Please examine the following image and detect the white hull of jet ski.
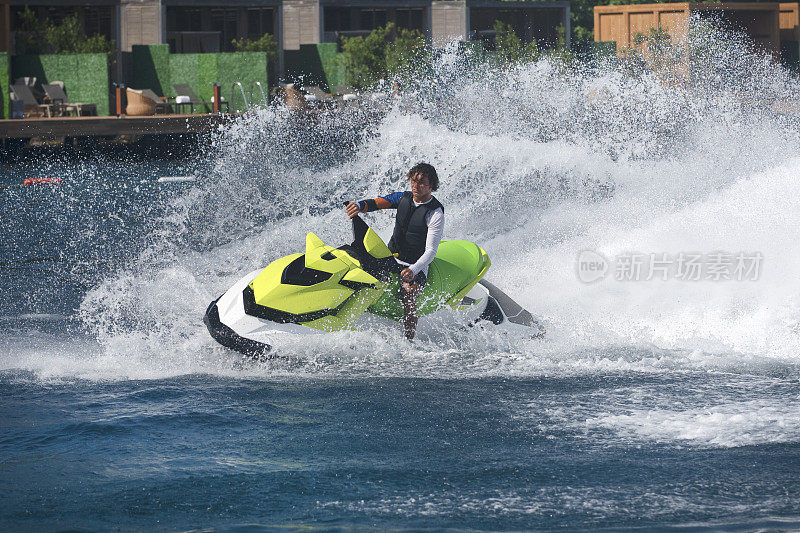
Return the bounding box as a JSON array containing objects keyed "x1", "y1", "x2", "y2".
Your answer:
[{"x1": 204, "y1": 271, "x2": 544, "y2": 359}]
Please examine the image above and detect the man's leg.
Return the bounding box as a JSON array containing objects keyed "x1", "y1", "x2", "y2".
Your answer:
[
  {"x1": 400, "y1": 272, "x2": 425, "y2": 340},
  {"x1": 400, "y1": 281, "x2": 420, "y2": 340}
]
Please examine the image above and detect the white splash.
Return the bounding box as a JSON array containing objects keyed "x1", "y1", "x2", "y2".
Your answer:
[
  {"x1": 587, "y1": 399, "x2": 800, "y2": 448},
  {"x1": 25, "y1": 22, "x2": 800, "y2": 382}
]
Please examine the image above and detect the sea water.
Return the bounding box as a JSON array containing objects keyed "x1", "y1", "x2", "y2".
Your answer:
[{"x1": 3, "y1": 25, "x2": 800, "y2": 531}]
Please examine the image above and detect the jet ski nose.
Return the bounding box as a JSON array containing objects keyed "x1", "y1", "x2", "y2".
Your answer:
[{"x1": 204, "y1": 298, "x2": 273, "y2": 358}]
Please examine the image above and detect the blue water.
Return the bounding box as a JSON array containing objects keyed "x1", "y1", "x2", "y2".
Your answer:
[
  {"x1": 4, "y1": 374, "x2": 800, "y2": 531},
  {"x1": 4, "y1": 34, "x2": 800, "y2": 530}
]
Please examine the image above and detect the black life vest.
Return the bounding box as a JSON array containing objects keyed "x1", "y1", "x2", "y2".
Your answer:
[{"x1": 387, "y1": 192, "x2": 444, "y2": 264}]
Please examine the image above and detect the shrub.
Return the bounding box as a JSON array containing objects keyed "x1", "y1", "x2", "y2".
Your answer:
[
  {"x1": 386, "y1": 27, "x2": 429, "y2": 82},
  {"x1": 624, "y1": 26, "x2": 682, "y2": 82},
  {"x1": 492, "y1": 20, "x2": 539, "y2": 66},
  {"x1": 544, "y1": 24, "x2": 579, "y2": 69},
  {"x1": 231, "y1": 32, "x2": 278, "y2": 60},
  {"x1": 339, "y1": 23, "x2": 429, "y2": 90},
  {"x1": 340, "y1": 24, "x2": 392, "y2": 90},
  {"x1": 15, "y1": 7, "x2": 116, "y2": 60}
]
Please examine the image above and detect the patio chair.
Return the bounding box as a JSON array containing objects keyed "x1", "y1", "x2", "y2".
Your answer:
[
  {"x1": 11, "y1": 84, "x2": 57, "y2": 118},
  {"x1": 173, "y1": 84, "x2": 214, "y2": 113},
  {"x1": 42, "y1": 84, "x2": 98, "y2": 116},
  {"x1": 125, "y1": 88, "x2": 156, "y2": 116},
  {"x1": 141, "y1": 89, "x2": 173, "y2": 114}
]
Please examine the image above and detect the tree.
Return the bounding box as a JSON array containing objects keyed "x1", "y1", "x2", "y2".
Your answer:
[
  {"x1": 492, "y1": 20, "x2": 538, "y2": 66},
  {"x1": 338, "y1": 23, "x2": 431, "y2": 90},
  {"x1": 385, "y1": 26, "x2": 429, "y2": 82},
  {"x1": 231, "y1": 32, "x2": 278, "y2": 60},
  {"x1": 340, "y1": 24, "x2": 393, "y2": 90},
  {"x1": 15, "y1": 7, "x2": 116, "y2": 60},
  {"x1": 15, "y1": 7, "x2": 45, "y2": 54}
]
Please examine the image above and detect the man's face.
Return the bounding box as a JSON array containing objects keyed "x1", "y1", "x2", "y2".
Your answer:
[{"x1": 409, "y1": 173, "x2": 432, "y2": 200}]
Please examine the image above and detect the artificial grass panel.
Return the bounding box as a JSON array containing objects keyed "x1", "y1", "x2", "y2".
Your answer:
[
  {"x1": 285, "y1": 44, "x2": 343, "y2": 92},
  {"x1": 217, "y1": 52, "x2": 268, "y2": 111},
  {"x1": 131, "y1": 44, "x2": 170, "y2": 96},
  {"x1": 0, "y1": 53, "x2": 8, "y2": 119},
  {"x1": 12, "y1": 53, "x2": 109, "y2": 115}
]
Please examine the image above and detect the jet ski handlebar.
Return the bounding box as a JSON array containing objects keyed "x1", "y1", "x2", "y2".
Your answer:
[{"x1": 343, "y1": 201, "x2": 402, "y2": 280}]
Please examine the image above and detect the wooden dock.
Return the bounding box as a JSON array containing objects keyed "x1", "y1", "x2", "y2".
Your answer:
[{"x1": 0, "y1": 114, "x2": 236, "y2": 139}]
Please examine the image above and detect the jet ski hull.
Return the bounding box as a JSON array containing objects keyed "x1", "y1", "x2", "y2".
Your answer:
[
  {"x1": 204, "y1": 297, "x2": 271, "y2": 358},
  {"x1": 204, "y1": 271, "x2": 544, "y2": 359},
  {"x1": 203, "y1": 216, "x2": 543, "y2": 358}
]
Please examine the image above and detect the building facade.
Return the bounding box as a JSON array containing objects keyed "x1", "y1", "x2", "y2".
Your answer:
[
  {"x1": 2, "y1": 0, "x2": 570, "y2": 75},
  {"x1": 594, "y1": 2, "x2": 784, "y2": 55},
  {"x1": 280, "y1": 0, "x2": 569, "y2": 51}
]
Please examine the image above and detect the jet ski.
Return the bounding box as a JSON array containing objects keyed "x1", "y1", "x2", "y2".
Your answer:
[{"x1": 204, "y1": 214, "x2": 544, "y2": 358}]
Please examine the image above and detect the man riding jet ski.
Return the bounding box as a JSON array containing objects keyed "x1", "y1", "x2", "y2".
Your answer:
[
  {"x1": 203, "y1": 212, "x2": 544, "y2": 359},
  {"x1": 346, "y1": 163, "x2": 444, "y2": 340}
]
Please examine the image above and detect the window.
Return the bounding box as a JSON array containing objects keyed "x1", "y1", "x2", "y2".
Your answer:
[
  {"x1": 324, "y1": 6, "x2": 352, "y2": 32},
  {"x1": 246, "y1": 8, "x2": 275, "y2": 40},
  {"x1": 359, "y1": 9, "x2": 387, "y2": 31},
  {"x1": 167, "y1": 7, "x2": 202, "y2": 32},
  {"x1": 83, "y1": 7, "x2": 113, "y2": 39},
  {"x1": 210, "y1": 8, "x2": 238, "y2": 51},
  {"x1": 396, "y1": 8, "x2": 423, "y2": 31},
  {"x1": 12, "y1": 5, "x2": 115, "y2": 41}
]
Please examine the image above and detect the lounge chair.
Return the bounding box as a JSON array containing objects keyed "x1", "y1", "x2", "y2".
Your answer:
[
  {"x1": 125, "y1": 88, "x2": 156, "y2": 116},
  {"x1": 172, "y1": 84, "x2": 219, "y2": 113},
  {"x1": 14, "y1": 77, "x2": 42, "y2": 97},
  {"x1": 302, "y1": 85, "x2": 334, "y2": 102},
  {"x1": 332, "y1": 85, "x2": 359, "y2": 109},
  {"x1": 332, "y1": 85, "x2": 357, "y2": 96},
  {"x1": 11, "y1": 84, "x2": 57, "y2": 118},
  {"x1": 42, "y1": 84, "x2": 98, "y2": 116},
  {"x1": 140, "y1": 89, "x2": 172, "y2": 114},
  {"x1": 14, "y1": 77, "x2": 44, "y2": 101}
]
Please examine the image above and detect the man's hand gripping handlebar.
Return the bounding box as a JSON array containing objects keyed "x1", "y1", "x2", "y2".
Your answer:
[{"x1": 345, "y1": 202, "x2": 363, "y2": 219}]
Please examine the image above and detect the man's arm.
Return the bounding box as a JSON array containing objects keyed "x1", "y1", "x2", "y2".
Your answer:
[
  {"x1": 347, "y1": 191, "x2": 406, "y2": 218},
  {"x1": 408, "y1": 208, "x2": 444, "y2": 276}
]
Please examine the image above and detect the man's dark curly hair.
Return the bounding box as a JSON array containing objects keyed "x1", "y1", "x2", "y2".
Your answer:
[{"x1": 407, "y1": 163, "x2": 439, "y2": 191}]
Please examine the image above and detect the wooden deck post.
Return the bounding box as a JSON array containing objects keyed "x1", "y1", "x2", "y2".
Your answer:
[
  {"x1": 115, "y1": 84, "x2": 126, "y2": 116},
  {"x1": 212, "y1": 83, "x2": 221, "y2": 113}
]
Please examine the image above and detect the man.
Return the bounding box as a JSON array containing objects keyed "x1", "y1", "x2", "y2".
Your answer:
[{"x1": 346, "y1": 163, "x2": 444, "y2": 340}]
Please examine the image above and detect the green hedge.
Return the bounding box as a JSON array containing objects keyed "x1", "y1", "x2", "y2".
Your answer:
[
  {"x1": 315, "y1": 43, "x2": 345, "y2": 90},
  {"x1": 131, "y1": 44, "x2": 170, "y2": 96},
  {"x1": 12, "y1": 53, "x2": 109, "y2": 115},
  {"x1": 169, "y1": 53, "x2": 217, "y2": 105},
  {"x1": 285, "y1": 43, "x2": 344, "y2": 92},
  {"x1": 129, "y1": 46, "x2": 268, "y2": 112},
  {"x1": 0, "y1": 53, "x2": 8, "y2": 119},
  {"x1": 217, "y1": 52, "x2": 269, "y2": 109}
]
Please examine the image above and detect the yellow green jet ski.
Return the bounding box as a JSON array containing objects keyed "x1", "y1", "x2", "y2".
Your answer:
[{"x1": 204, "y1": 214, "x2": 543, "y2": 358}]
